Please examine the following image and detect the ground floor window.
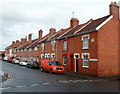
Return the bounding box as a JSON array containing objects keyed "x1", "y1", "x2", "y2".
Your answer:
[
  {"x1": 82, "y1": 53, "x2": 90, "y2": 68},
  {"x1": 51, "y1": 53, "x2": 55, "y2": 60},
  {"x1": 63, "y1": 55, "x2": 67, "y2": 65}
]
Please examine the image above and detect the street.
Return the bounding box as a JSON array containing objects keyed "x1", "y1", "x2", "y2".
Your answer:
[{"x1": 0, "y1": 60, "x2": 119, "y2": 92}]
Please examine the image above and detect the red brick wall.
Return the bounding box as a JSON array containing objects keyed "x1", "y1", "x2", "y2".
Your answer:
[
  {"x1": 98, "y1": 17, "x2": 119, "y2": 76},
  {"x1": 57, "y1": 32, "x2": 98, "y2": 76},
  {"x1": 118, "y1": 19, "x2": 120, "y2": 75}
]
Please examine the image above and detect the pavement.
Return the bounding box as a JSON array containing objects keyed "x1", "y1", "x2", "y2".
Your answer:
[{"x1": 64, "y1": 71, "x2": 120, "y2": 81}]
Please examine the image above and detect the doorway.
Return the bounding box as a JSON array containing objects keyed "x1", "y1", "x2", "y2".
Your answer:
[{"x1": 70, "y1": 54, "x2": 74, "y2": 72}]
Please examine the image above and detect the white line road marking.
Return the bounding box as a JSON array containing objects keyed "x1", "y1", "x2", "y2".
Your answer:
[
  {"x1": 43, "y1": 83, "x2": 50, "y2": 85},
  {"x1": 30, "y1": 84, "x2": 39, "y2": 86},
  {"x1": 0, "y1": 87, "x2": 11, "y2": 90},
  {"x1": 16, "y1": 85, "x2": 26, "y2": 88}
]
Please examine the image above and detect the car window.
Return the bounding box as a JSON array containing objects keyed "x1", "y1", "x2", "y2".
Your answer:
[
  {"x1": 51, "y1": 61, "x2": 62, "y2": 65},
  {"x1": 33, "y1": 61, "x2": 38, "y2": 64},
  {"x1": 16, "y1": 58, "x2": 20, "y2": 60}
]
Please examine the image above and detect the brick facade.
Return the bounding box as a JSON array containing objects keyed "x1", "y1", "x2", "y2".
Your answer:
[{"x1": 5, "y1": 2, "x2": 120, "y2": 77}]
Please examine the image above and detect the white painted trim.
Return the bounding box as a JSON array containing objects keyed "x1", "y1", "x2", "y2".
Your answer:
[
  {"x1": 74, "y1": 21, "x2": 92, "y2": 34},
  {"x1": 81, "y1": 53, "x2": 90, "y2": 59},
  {"x1": 51, "y1": 53, "x2": 55, "y2": 57},
  {"x1": 74, "y1": 53, "x2": 80, "y2": 59},
  {"x1": 81, "y1": 34, "x2": 90, "y2": 40},
  {"x1": 96, "y1": 15, "x2": 113, "y2": 30},
  {"x1": 89, "y1": 59, "x2": 98, "y2": 61},
  {"x1": 82, "y1": 66, "x2": 89, "y2": 68},
  {"x1": 58, "y1": 26, "x2": 77, "y2": 38}
]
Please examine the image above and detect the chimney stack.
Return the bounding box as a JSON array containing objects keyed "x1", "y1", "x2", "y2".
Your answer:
[
  {"x1": 28, "y1": 34, "x2": 32, "y2": 42},
  {"x1": 70, "y1": 18, "x2": 79, "y2": 28},
  {"x1": 12, "y1": 41, "x2": 15, "y2": 44},
  {"x1": 49, "y1": 28, "x2": 56, "y2": 34},
  {"x1": 16, "y1": 40, "x2": 19, "y2": 43},
  {"x1": 109, "y1": 2, "x2": 119, "y2": 19},
  {"x1": 21, "y1": 38, "x2": 27, "y2": 43},
  {"x1": 38, "y1": 29, "x2": 43, "y2": 40}
]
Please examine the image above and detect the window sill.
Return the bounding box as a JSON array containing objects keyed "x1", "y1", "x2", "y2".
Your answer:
[
  {"x1": 82, "y1": 66, "x2": 89, "y2": 68},
  {"x1": 82, "y1": 47, "x2": 89, "y2": 50}
]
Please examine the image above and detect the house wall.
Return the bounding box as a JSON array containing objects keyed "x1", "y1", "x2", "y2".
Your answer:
[
  {"x1": 57, "y1": 32, "x2": 98, "y2": 76},
  {"x1": 97, "y1": 17, "x2": 119, "y2": 77}
]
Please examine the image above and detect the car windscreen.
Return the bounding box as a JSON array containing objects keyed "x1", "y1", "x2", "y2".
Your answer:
[
  {"x1": 51, "y1": 61, "x2": 62, "y2": 66},
  {"x1": 33, "y1": 61, "x2": 38, "y2": 64},
  {"x1": 16, "y1": 58, "x2": 20, "y2": 60}
]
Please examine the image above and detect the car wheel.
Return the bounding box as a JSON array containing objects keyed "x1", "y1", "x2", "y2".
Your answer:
[
  {"x1": 49, "y1": 69, "x2": 53, "y2": 74},
  {"x1": 40, "y1": 67, "x2": 44, "y2": 72},
  {"x1": 30, "y1": 66, "x2": 32, "y2": 69}
]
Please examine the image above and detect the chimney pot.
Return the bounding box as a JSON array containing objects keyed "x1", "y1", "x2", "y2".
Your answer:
[
  {"x1": 38, "y1": 29, "x2": 43, "y2": 40},
  {"x1": 28, "y1": 34, "x2": 32, "y2": 42},
  {"x1": 70, "y1": 18, "x2": 79, "y2": 27},
  {"x1": 49, "y1": 28, "x2": 56, "y2": 34}
]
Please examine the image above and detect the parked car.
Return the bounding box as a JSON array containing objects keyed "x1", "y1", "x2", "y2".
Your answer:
[
  {"x1": 3, "y1": 57, "x2": 8, "y2": 61},
  {"x1": 26, "y1": 61, "x2": 39, "y2": 69},
  {"x1": 8, "y1": 57, "x2": 15, "y2": 63},
  {"x1": 19, "y1": 60, "x2": 29, "y2": 66},
  {"x1": 40, "y1": 60, "x2": 65, "y2": 74},
  {"x1": 12, "y1": 58, "x2": 20, "y2": 64}
]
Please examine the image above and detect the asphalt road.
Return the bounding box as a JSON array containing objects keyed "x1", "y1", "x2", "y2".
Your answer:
[{"x1": 0, "y1": 60, "x2": 119, "y2": 92}]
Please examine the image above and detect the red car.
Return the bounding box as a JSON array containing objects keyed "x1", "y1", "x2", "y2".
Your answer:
[
  {"x1": 40, "y1": 60, "x2": 65, "y2": 74},
  {"x1": 8, "y1": 57, "x2": 15, "y2": 63}
]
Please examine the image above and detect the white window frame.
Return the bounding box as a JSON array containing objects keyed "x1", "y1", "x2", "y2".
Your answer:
[
  {"x1": 51, "y1": 41, "x2": 56, "y2": 51},
  {"x1": 82, "y1": 53, "x2": 90, "y2": 68},
  {"x1": 82, "y1": 34, "x2": 90, "y2": 49},
  {"x1": 29, "y1": 48, "x2": 32, "y2": 52},
  {"x1": 41, "y1": 43, "x2": 45, "y2": 52},
  {"x1": 34, "y1": 47, "x2": 38, "y2": 51},
  {"x1": 63, "y1": 55, "x2": 67, "y2": 65},
  {"x1": 51, "y1": 53, "x2": 55, "y2": 60},
  {"x1": 41, "y1": 54, "x2": 44, "y2": 59},
  {"x1": 24, "y1": 48, "x2": 27, "y2": 51},
  {"x1": 63, "y1": 40, "x2": 67, "y2": 51}
]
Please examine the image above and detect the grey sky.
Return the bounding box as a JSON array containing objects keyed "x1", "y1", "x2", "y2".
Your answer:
[{"x1": 1, "y1": 0, "x2": 120, "y2": 51}]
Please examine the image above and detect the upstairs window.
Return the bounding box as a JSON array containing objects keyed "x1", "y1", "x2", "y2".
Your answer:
[
  {"x1": 34, "y1": 47, "x2": 38, "y2": 51},
  {"x1": 82, "y1": 35, "x2": 89, "y2": 49},
  {"x1": 24, "y1": 48, "x2": 27, "y2": 51},
  {"x1": 29, "y1": 48, "x2": 32, "y2": 52},
  {"x1": 51, "y1": 41, "x2": 56, "y2": 51},
  {"x1": 63, "y1": 40, "x2": 67, "y2": 51},
  {"x1": 41, "y1": 43, "x2": 45, "y2": 52}
]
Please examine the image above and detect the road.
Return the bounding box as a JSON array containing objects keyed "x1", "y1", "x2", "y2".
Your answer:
[{"x1": 0, "y1": 60, "x2": 119, "y2": 92}]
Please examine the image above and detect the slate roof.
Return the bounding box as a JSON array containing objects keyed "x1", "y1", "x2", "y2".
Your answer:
[
  {"x1": 75, "y1": 15, "x2": 110, "y2": 35},
  {"x1": 58, "y1": 15, "x2": 111, "y2": 39}
]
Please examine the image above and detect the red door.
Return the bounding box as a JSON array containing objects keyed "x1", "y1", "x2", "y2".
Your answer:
[{"x1": 70, "y1": 54, "x2": 74, "y2": 72}]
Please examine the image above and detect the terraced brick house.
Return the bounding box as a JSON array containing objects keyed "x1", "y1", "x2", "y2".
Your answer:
[{"x1": 5, "y1": 2, "x2": 120, "y2": 77}]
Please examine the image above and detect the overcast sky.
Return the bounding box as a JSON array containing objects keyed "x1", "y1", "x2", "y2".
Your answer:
[{"x1": 0, "y1": 0, "x2": 120, "y2": 51}]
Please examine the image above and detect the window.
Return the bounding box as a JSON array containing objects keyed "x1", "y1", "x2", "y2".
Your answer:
[
  {"x1": 82, "y1": 35, "x2": 89, "y2": 49},
  {"x1": 63, "y1": 55, "x2": 67, "y2": 65},
  {"x1": 34, "y1": 47, "x2": 38, "y2": 51},
  {"x1": 29, "y1": 48, "x2": 32, "y2": 51},
  {"x1": 41, "y1": 54, "x2": 44, "y2": 60},
  {"x1": 63, "y1": 41, "x2": 67, "y2": 50},
  {"x1": 51, "y1": 41, "x2": 56, "y2": 51},
  {"x1": 41, "y1": 43, "x2": 45, "y2": 52},
  {"x1": 82, "y1": 53, "x2": 90, "y2": 68},
  {"x1": 24, "y1": 48, "x2": 27, "y2": 51},
  {"x1": 51, "y1": 53, "x2": 55, "y2": 60}
]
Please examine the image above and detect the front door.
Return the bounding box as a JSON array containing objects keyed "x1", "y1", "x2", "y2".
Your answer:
[
  {"x1": 75, "y1": 58, "x2": 79, "y2": 73},
  {"x1": 70, "y1": 55, "x2": 74, "y2": 72}
]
